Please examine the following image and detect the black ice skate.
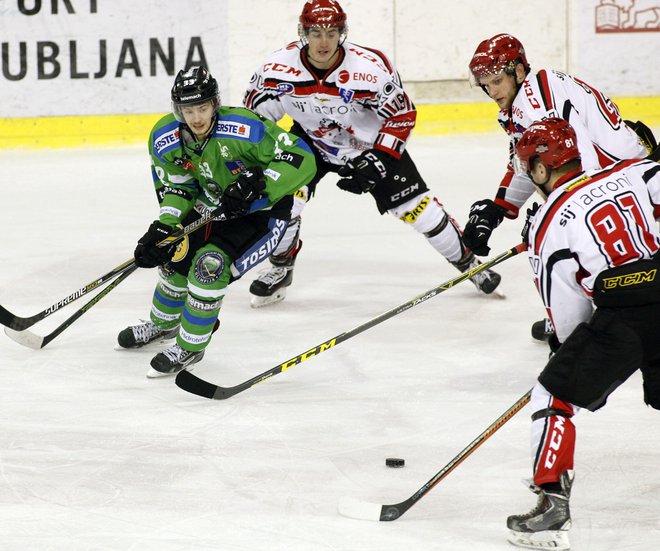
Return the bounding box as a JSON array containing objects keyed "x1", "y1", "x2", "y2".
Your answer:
[
  {"x1": 531, "y1": 318, "x2": 555, "y2": 342},
  {"x1": 507, "y1": 470, "x2": 574, "y2": 551},
  {"x1": 147, "y1": 343, "x2": 205, "y2": 378},
  {"x1": 249, "y1": 239, "x2": 302, "y2": 308},
  {"x1": 452, "y1": 252, "x2": 503, "y2": 296},
  {"x1": 117, "y1": 320, "x2": 178, "y2": 349}
]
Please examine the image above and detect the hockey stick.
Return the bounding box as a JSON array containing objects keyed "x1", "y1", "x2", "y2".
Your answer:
[
  {"x1": 0, "y1": 198, "x2": 269, "y2": 332},
  {"x1": 176, "y1": 242, "x2": 527, "y2": 400},
  {"x1": 4, "y1": 264, "x2": 139, "y2": 349},
  {"x1": 337, "y1": 387, "x2": 533, "y2": 521}
]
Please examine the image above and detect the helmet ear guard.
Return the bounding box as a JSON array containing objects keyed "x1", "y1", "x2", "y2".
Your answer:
[{"x1": 171, "y1": 66, "x2": 220, "y2": 122}]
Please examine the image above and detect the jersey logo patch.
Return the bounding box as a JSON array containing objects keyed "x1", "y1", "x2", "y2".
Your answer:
[
  {"x1": 339, "y1": 88, "x2": 354, "y2": 103},
  {"x1": 274, "y1": 151, "x2": 304, "y2": 169},
  {"x1": 216, "y1": 121, "x2": 251, "y2": 139},
  {"x1": 225, "y1": 160, "x2": 246, "y2": 175},
  {"x1": 154, "y1": 127, "x2": 180, "y2": 156},
  {"x1": 277, "y1": 82, "x2": 295, "y2": 95}
]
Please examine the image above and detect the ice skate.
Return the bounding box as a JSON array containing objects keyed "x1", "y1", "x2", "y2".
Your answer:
[
  {"x1": 452, "y1": 252, "x2": 503, "y2": 296},
  {"x1": 249, "y1": 266, "x2": 294, "y2": 308},
  {"x1": 147, "y1": 343, "x2": 205, "y2": 378},
  {"x1": 249, "y1": 238, "x2": 302, "y2": 308},
  {"x1": 531, "y1": 318, "x2": 555, "y2": 342},
  {"x1": 117, "y1": 320, "x2": 178, "y2": 349},
  {"x1": 507, "y1": 471, "x2": 573, "y2": 551}
]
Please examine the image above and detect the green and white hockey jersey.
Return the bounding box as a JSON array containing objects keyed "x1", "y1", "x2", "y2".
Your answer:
[{"x1": 149, "y1": 106, "x2": 316, "y2": 227}]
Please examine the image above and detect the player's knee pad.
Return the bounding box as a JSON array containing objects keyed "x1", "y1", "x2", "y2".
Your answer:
[
  {"x1": 388, "y1": 193, "x2": 447, "y2": 235},
  {"x1": 187, "y1": 245, "x2": 232, "y2": 299}
]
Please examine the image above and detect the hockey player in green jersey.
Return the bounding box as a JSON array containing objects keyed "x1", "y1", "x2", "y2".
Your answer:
[{"x1": 117, "y1": 66, "x2": 316, "y2": 377}]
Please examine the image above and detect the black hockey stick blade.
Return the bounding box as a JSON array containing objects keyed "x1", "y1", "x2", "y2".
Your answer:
[
  {"x1": 4, "y1": 264, "x2": 139, "y2": 349},
  {"x1": 0, "y1": 258, "x2": 136, "y2": 331},
  {"x1": 176, "y1": 243, "x2": 526, "y2": 400},
  {"x1": 0, "y1": 198, "x2": 268, "y2": 332},
  {"x1": 337, "y1": 388, "x2": 533, "y2": 521}
]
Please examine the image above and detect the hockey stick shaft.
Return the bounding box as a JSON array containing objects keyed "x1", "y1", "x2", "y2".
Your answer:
[
  {"x1": 337, "y1": 387, "x2": 533, "y2": 521},
  {"x1": 0, "y1": 257, "x2": 135, "y2": 331},
  {"x1": 4, "y1": 264, "x2": 139, "y2": 349},
  {"x1": 0, "y1": 198, "x2": 268, "y2": 332},
  {"x1": 176, "y1": 242, "x2": 527, "y2": 400}
]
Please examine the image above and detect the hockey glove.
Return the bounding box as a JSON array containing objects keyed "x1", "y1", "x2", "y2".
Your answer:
[
  {"x1": 521, "y1": 202, "x2": 540, "y2": 246},
  {"x1": 337, "y1": 149, "x2": 391, "y2": 194},
  {"x1": 462, "y1": 199, "x2": 507, "y2": 256},
  {"x1": 222, "y1": 167, "x2": 266, "y2": 217},
  {"x1": 134, "y1": 220, "x2": 178, "y2": 268},
  {"x1": 624, "y1": 119, "x2": 657, "y2": 154}
]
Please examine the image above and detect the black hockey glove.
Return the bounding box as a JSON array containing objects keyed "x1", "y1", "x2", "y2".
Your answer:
[
  {"x1": 337, "y1": 149, "x2": 391, "y2": 194},
  {"x1": 222, "y1": 167, "x2": 266, "y2": 217},
  {"x1": 462, "y1": 199, "x2": 507, "y2": 256},
  {"x1": 134, "y1": 220, "x2": 178, "y2": 268},
  {"x1": 521, "y1": 202, "x2": 541, "y2": 246},
  {"x1": 624, "y1": 119, "x2": 657, "y2": 154}
]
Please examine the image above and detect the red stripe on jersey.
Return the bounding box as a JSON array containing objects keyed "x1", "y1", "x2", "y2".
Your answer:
[
  {"x1": 263, "y1": 79, "x2": 374, "y2": 99},
  {"x1": 244, "y1": 89, "x2": 258, "y2": 109},
  {"x1": 495, "y1": 171, "x2": 520, "y2": 219},
  {"x1": 356, "y1": 45, "x2": 394, "y2": 73},
  {"x1": 654, "y1": 205, "x2": 660, "y2": 219},
  {"x1": 594, "y1": 145, "x2": 617, "y2": 168},
  {"x1": 537, "y1": 70, "x2": 554, "y2": 111}
]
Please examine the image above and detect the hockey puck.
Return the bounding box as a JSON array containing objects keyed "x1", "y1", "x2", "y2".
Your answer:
[{"x1": 385, "y1": 457, "x2": 405, "y2": 468}]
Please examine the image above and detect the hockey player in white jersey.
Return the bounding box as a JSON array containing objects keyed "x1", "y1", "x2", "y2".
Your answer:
[
  {"x1": 243, "y1": 0, "x2": 501, "y2": 307},
  {"x1": 506, "y1": 118, "x2": 660, "y2": 551},
  {"x1": 462, "y1": 33, "x2": 654, "y2": 341}
]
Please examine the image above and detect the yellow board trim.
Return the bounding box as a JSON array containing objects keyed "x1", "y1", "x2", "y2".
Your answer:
[{"x1": 1, "y1": 97, "x2": 658, "y2": 149}]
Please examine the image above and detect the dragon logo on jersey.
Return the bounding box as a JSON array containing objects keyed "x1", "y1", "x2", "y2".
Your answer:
[
  {"x1": 218, "y1": 144, "x2": 231, "y2": 159},
  {"x1": 173, "y1": 154, "x2": 196, "y2": 172}
]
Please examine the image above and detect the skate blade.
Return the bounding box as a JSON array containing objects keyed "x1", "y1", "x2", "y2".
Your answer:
[
  {"x1": 250, "y1": 288, "x2": 287, "y2": 309},
  {"x1": 146, "y1": 364, "x2": 195, "y2": 379},
  {"x1": 491, "y1": 285, "x2": 506, "y2": 299},
  {"x1": 507, "y1": 528, "x2": 570, "y2": 550}
]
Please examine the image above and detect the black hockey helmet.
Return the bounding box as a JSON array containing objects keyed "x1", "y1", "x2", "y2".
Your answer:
[{"x1": 171, "y1": 66, "x2": 220, "y2": 122}]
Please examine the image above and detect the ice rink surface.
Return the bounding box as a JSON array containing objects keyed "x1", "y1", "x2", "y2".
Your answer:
[{"x1": 1, "y1": 132, "x2": 658, "y2": 550}]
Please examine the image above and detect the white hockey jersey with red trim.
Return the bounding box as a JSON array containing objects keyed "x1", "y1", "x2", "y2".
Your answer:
[
  {"x1": 527, "y1": 159, "x2": 660, "y2": 342},
  {"x1": 244, "y1": 41, "x2": 415, "y2": 165},
  {"x1": 495, "y1": 69, "x2": 647, "y2": 219}
]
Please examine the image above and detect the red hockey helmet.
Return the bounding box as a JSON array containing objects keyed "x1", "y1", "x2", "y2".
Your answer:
[
  {"x1": 469, "y1": 34, "x2": 529, "y2": 85},
  {"x1": 298, "y1": 0, "x2": 348, "y2": 39},
  {"x1": 514, "y1": 118, "x2": 581, "y2": 176}
]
